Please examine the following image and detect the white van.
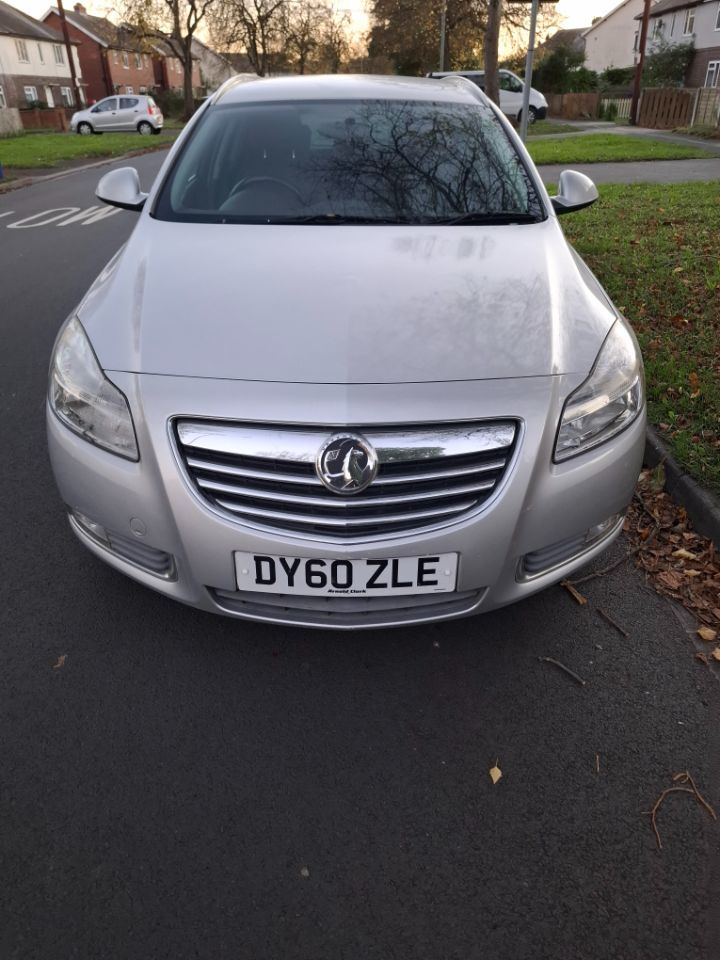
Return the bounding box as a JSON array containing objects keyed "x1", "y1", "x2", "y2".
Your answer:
[{"x1": 427, "y1": 69, "x2": 548, "y2": 124}]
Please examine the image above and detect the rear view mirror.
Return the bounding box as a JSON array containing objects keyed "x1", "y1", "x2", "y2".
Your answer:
[
  {"x1": 96, "y1": 166, "x2": 147, "y2": 212},
  {"x1": 552, "y1": 170, "x2": 599, "y2": 216}
]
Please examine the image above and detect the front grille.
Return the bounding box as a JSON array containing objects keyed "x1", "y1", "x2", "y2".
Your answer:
[
  {"x1": 176, "y1": 420, "x2": 517, "y2": 539},
  {"x1": 209, "y1": 586, "x2": 485, "y2": 628}
]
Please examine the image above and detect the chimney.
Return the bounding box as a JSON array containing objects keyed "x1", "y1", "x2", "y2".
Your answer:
[{"x1": 73, "y1": 3, "x2": 86, "y2": 12}]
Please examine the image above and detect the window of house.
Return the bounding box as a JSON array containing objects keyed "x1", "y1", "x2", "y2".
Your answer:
[
  {"x1": 139, "y1": 85, "x2": 147, "y2": 93},
  {"x1": 44, "y1": 85, "x2": 54, "y2": 107},
  {"x1": 652, "y1": 18, "x2": 663, "y2": 38},
  {"x1": 37, "y1": 43, "x2": 45, "y2": 63},
  {"x1": 683, "y1": 7, "x2": 695, "y2": 34},
  {"x1": 113, "y1": 49, "x2": 119, "y2": 64},
  {"x1": 122, "y1": 51, "x2": 129, "y2": 68},
  {"x1": 135, "y1": 52, "x2": 141, "y2": 68},
  {"x1": 60, "y1": 86, "x2": 73, "y2": 106},
  {"x1": 15, "y1": 39, "x2": 30, "y2": 62},
  {"x1": 633, "y1": 31, "x2": 639, "y2": 52},
  {"x1": 24, "y1": 86, "x2": 38, "y2": 104},
  {"x1": 0, "y1": 85, "x2": 6, "y2": 109},
  {"x1": 53, "y1": 44, "x2": 64, "y2": 64},
  {"x1": 670, "y1": 13, "x2": 676, "y2": 35},
  {"x1": 125, "y1": 87, "x2": 134, "y2": 95},
  {"x1": 716, "y1": 2, "x2": 720, "y2": 30},
  {"x1": 706, "y1": 60, "x2": 720, "y2": 87}
]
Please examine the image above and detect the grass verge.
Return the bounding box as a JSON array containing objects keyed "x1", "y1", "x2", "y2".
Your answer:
[
  {"x1": 0, "y1": 130, "x2": 177, "y2": 169},
  {"x1": 525, "y1": 120, "x2": 580, "y2": 137},
  {"x1": 562, "y1": 181, "x2": 720, "y2": 494},
  {"x1": 528, "y1": 133, "x2": 713, "y2": 164}
]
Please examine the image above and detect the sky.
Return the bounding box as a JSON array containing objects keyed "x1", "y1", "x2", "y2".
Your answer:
[{"x1": 13, "y1": 0, "x2": 623, "y2": 38}]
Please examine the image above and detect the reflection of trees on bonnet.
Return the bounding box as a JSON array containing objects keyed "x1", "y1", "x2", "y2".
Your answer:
[{"x1": 305, "y1": 101, "x2": 543, "y2": 222}]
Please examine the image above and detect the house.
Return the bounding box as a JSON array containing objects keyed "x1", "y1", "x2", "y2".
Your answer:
[
  {"x1": 43, "y1": 4, "x2": 201, "y2": 103},
  {"x1": 536, "y1": 27, "x2": 588, "y2": 59},
  {"x1": 0, "y1": 0, "x2": 83, "y2": 110},
  {"x1": 191, "y1": 37, "x2": 238, "y2": 92},
  {"x1": 639, "y1": 0, "x2": 720, "y2": 87},
  {"x1": 582, "y1": 0, "x2": 657, "y2": 72}
]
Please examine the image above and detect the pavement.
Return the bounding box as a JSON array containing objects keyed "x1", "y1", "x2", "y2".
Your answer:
[
  {"x1": 537, "y1": 156, "x2": 720, "y2": 185},
  {"x1": 1, "y1": 153, "x2": 719, "y2": 960}
]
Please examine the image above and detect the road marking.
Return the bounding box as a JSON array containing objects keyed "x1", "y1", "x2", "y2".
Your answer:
[
  {"x1": 6, "y1": 207, "x2": 81, "y2": 229},
  {"x1": 56, "y1": 205, "x2": 122, "y2": 226},
  {"x1": 4, "y1": 205, "x2": 124, "y2": 228}
]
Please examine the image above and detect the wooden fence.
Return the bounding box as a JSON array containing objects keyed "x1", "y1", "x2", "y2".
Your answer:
[
  {"x1": 19, "y1": 107, "x2": 72, "y2": 132},
  {"x1": 546, "y1": 92, "x2": 601, "y2": 120},
  {"x1": 691, "y1": 87, "x2": 720, "y2": 127},
  {"x1": 599, "y1": 96, "x2": 632, "y2": 120},
  {"x1": 638, "y1": 87, "x2": 695, "y2": 129}
]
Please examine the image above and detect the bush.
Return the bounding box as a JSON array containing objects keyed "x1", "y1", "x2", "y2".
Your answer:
[
  {"x1": 598, "y1": 100, "x2": 618, "y2": 121},
  {"x1": 533, "y1": 46, "x2": 598, "y2": 93},
  {"x1": 154, "y1": 89, "x2": 185, "y2": 118},
  {"x1": 643, "y1": 38, "x2": 694, "y2": 87}
]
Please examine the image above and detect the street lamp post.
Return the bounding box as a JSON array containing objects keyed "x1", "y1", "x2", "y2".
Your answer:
[
  {"x1": 438, "y1": 0, "x2": 447, "y2": 72},
  {"x1": 519, "y1": 0, "x2": 539, "y2": 142}
]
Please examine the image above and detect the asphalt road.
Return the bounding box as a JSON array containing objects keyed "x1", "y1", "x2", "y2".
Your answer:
[{"x1": 1, "y1": 154, "x2": 718, "y2": 960}]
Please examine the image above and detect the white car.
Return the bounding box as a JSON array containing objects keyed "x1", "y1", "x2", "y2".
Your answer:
[
  {"x1": 427, "y1": 69, "x2": 548, "y2": 124},
  {"x1": 70, "y1": 94, "x2": 164, "y2": 135},
  {"x1": 47, "y1": 75, "x2": 645, "y2": 630}
]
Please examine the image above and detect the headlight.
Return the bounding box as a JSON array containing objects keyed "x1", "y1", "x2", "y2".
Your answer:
[
  {"x1": 554, "y1": 320, "x2": 644, "y2": 462},
  {"x1": 49, "y1": 317, "x2": 139, "y2": 460}
]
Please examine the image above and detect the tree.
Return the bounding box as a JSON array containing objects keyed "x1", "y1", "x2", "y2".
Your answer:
[
  {"x1": 121, "y1": 0, "x2": 216, "y2": 119},
  {"x1": 532, "y1": 44, "x2": 597, "y2": 93},
  {"x1": 209, "y1": 0, "x2": 287, "y2": 76},
  {"x1": 282, "y1": 2, "x2": 323, "y2": 74},
  {"x1": 316, "y1": 5, "x2": 352, "y2": 73}
]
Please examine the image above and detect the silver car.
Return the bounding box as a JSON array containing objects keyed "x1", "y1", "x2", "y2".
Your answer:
[
  {"x1": 47, "y1": 75, "x2": 645, "y2": 630},
  {"x1": 70, "y1": 94, "x2": 164, "y2": 135}
]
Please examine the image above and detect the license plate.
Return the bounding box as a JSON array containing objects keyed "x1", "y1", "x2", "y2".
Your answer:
[{"x1": 234, "y1": 552, "x2": 458, "y2": 597}]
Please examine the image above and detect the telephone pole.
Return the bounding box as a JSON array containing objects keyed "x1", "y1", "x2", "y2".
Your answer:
[
  {"x1": 630, "y1": 0, "x2": 652, "y2": 125},
  {"x1": 56, "y1": 0, "x2": 83, "y2": 107}
]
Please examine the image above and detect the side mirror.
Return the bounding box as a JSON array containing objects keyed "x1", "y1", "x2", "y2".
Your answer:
[
  {"x1": 96, "y1": 166, "x2": 147, "y2": 212},
  {"x1": 551, "y1": 170, "x2": 598, "y2": 216},
  {"x1": 91, "y1": 105, "x2": 100, "y2": 113}
]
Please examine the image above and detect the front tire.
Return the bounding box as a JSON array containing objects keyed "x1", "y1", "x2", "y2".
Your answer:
[
  {"x1": 518, "y1": 105, "x2": 538, "y2": 125},
  {"x1": 77, "y1": 121, "x2": 93, "y2": 135},
  {"x1": 137, "y1": 121, "x2": 153, "y2": 136}
]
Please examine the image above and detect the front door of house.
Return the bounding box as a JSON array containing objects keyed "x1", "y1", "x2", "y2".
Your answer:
[{"x1": 44, "y1": 86, "x2": 54, "y2": 108}]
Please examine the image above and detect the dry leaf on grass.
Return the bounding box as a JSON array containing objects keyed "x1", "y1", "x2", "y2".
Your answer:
[
  {"x1": 52, "y1": 655, "x2": 66, "y2": 670},
  {"x1": 712, "y1": 648, "x2": 720, "y2": 662},
  {"x1": 672, "y1": 548, "x2": 698, "y2": 560},
  {"x1": 698, "y1": 626, "x2": 717, "y2": 643},
  {"x1": 489, "y1": 761, "x2": 502, "y2": 785}
]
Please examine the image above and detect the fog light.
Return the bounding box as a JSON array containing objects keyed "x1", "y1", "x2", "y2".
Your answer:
[
  {"x1": 71, "y1": 509, "x2": 109, "y2": 545},
  {"x1": 520, "y1": 512, "x2": 624, "y2": 579},
  {"x1": 585, "y1": 514, "x2": 622, "y2": 544}
]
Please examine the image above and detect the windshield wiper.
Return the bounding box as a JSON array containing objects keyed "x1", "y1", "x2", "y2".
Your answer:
[
  {"x1": 278, "y1": 213, "x2": 412, "y2": 225},
  {"x1": 428, "y1": 212, "x2": 542, "y2": 226}
]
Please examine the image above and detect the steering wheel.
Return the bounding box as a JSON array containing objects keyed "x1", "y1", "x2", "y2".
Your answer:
[{"x1": 227, "y1": 176, "x2": 304, "y2": 203}]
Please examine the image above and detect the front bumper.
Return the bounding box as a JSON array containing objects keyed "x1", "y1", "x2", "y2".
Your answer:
[
  {"x1": 535, "y1": 105, "x2": 548, "y2": 121},
  {"x1": 47, "y1": 373, "x2": 646, "y2": 629}
]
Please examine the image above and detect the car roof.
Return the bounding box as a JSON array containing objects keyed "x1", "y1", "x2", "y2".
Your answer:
[{"x1": 213, "y1": 73, "x2": 485, "y2": 107}]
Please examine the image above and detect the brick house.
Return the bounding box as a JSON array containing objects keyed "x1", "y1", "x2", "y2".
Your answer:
[
  {"x1": 0, "y1": 0, "x2": 84, "y2": 110},
  {"x1": 43, "y1": 4, "x2": 200, "y2": 103},
  {"x1": 640, "y1": 0, "x2": 720, "y2": 88}
]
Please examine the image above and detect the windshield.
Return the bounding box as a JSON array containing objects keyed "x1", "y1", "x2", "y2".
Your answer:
[{"x1": 154, "y1": 98, "x2": 545, "y2": 225}]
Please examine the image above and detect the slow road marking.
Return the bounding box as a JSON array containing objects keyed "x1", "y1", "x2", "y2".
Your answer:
[{"x1": 3, "y1": 205, "x2": 123, "y2": 229}]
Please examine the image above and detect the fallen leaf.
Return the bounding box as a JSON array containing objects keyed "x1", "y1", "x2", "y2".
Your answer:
[
  {"x1": 684, "y1": 569, "x2": 702, "y2": 578},
  {"x1": 489, "y1": 761, "x2": 502, "y2": 785},
  {"x1": 695, "y1": 652, "x2": 709, "y2": 665},
  {"x1": 657, "y1": 570, "x2": 683, "y2": 591},
  {"x1": 698, "y1": 626, "x2": 717, "y2": 643},
  {"x1": 300, "y1": 866, "x2": 310, "y2": 878},
  {"x1": 647, "y1": 463, "x2": 666, "y2": 493},
  {"x1": 712, "y1": 648, "x2": 720, "y2": 662},
  {"x1": 52, "y1": 655, "x2": 66, "y2": 670},
  {"x1": 672, "y1": 548, "x2": 697, "y2": 560}
]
